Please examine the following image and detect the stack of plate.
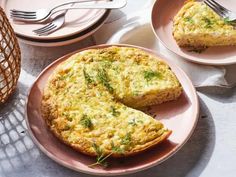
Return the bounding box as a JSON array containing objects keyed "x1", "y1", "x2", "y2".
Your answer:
[{"x1": 1, "y1": 0, "x2": 110, "y2": 47}]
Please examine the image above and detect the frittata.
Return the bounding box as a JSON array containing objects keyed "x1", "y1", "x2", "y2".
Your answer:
[
  {"x1": 173, "y1": 0, "x2": 236, "y2": 47},
  {"x1": 41, "y1": 46, "x2": 182, "y2": 158}
]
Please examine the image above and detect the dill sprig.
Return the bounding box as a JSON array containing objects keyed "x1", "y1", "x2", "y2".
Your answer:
[
  {"x1": 184, "y1": 17, "x2": 194, "y2": 23},
  {"x1": 80, "y1": 115, "x2": 93, "y2": 129},
  {"x1": 224, "y1": 17, "x2": 236, "y2": 26},
  {"x1": 111, "y1": 141, "x2": 124, "y2": 154},
  {"x1": 121, "y1": 133, "x2": 131, "y2": 145},
  {"x1": 88, "y1": 143, "x2": 112, "y2": 168},
  {"x1": 203, "y1": 17, "x2": 214, "y2": 28},
  {"x1": 83, "y1": 68, "x2": 94, "y2": 84},
  {"x1": 111, "y1": 106, "x2": 120, "y2": 117},
  {"x1": 97, "y1": 68, "x2": 114, "y2": 93},
  {"x1": 89, "y1": 134, "x2": 131, "y2": 168},
  {"x1": 144, "y1": 70, "x2": 162, "y2": 81}
]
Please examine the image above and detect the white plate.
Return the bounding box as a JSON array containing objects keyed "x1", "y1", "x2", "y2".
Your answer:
[{"x1": 1, "y1": 0, "x2": 107, "y2": 40}]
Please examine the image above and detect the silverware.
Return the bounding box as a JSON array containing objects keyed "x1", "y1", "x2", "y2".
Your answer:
[
  {"x1": 33, "y1": 11, "x2": 67, "y2": 36},
  {"x1": 10, "y1": 0, "x2": 127, "y2": 23},
  {"x1": 204, "y1": 0, "x2": 236, "y2": 22}
]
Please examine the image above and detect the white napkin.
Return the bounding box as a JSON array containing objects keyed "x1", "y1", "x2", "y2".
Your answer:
[{"x1": 93, "y1": 0, "x2": 236, "y2": 89}]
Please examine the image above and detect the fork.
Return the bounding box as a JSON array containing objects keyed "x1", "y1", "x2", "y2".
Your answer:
[
  {"x1": 10, "y1": 0, "x2": 127, "y2": 22},
  {"x1": 33, "y1": 11, "x2": 67, "y2": 36},
  {"x1": 204, "y1": 0, "x2": 236, "y2": 22}
]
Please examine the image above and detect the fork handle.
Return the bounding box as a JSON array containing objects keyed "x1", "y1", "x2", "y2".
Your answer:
[
  {"x1": 51, "y1": 0, "x2": 127, "y2": 14},
  {"x1": 50, "y1": 0, "x2": 107, "y2": 12}
]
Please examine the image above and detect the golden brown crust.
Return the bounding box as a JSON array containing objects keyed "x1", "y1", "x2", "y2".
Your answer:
[{"x1": 46, "y1": 120, "x2": 172, "y2": 158}]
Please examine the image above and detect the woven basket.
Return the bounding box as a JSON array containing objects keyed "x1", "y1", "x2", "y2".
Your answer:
[{"x1": 0, "y1": 7, "x2": 21, "y2": 104}]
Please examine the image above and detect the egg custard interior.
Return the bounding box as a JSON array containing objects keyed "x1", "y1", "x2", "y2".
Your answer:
[
  {"x1": 42, "y1": 46, "x2": 182, "y2": 158},
  {"x1": 173, "y1": 0, "x2": 236, "y2": 47}
]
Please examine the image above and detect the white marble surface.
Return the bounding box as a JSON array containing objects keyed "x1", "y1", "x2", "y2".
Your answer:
[{"x1": 0, "y1": 2, "x2": 236, "y2": 177}]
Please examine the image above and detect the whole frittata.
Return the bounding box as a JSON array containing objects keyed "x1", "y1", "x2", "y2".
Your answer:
[{"x1": 41, "y1": 46, "x2": 182, "y2": 159}]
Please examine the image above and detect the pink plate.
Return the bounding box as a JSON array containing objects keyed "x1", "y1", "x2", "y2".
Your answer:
[
  {"x1": 1, "y1": 0, "x2": 107, "y2": 40},
  {"x1": 151, "y1": 0, "x2": 236, "y2": 65},
  {"x1": 16, "y1": 10, "x2": 110, "y2": 47},
  {"x1": 26, "y1": 44, "x2": 199, "y2": 175}
]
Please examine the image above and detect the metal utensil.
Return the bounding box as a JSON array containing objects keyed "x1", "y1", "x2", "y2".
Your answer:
[
  {"x1": 10, "y1": 0, "x2": 127, "y2": 22},
  {"x1": 204, "y1": 0, "x2": 236, "y2": 22},
  {"x1": 33, "y1": 11, "x2": 67, "y2": 36}
]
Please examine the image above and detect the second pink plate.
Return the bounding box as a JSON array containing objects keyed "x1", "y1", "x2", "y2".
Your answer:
[{"x1": 151, "y1": 0, "x2": 236, "y2": 65}]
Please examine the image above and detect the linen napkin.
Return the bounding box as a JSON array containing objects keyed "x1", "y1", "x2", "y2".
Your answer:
[{"x1": 93, "y1": 0, "x2": 236, "y2": 89}]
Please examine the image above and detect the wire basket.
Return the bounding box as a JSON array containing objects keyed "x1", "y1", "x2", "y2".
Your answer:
[{"x1": 0, "y1": 7, "x2": 21, "y2": 104}]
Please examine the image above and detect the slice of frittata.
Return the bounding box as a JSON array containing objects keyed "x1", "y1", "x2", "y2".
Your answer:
[{"x1": 173, "y1": 0, "x2": 236, "y2": 47}]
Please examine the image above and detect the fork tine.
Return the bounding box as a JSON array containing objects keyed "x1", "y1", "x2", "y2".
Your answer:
[
  {"x1": 11, "y1": 14, "x2": 37, "y2": 19},
  {"x1": 34, "y1": 25, "x2": 57, "y2": 36},
  {"x1": 206, "y1": 0, "x2": 226, "y2": 15},
  {"x1": 10, "y1": 12, "x2": 36, "y2": 16},
  {"x1": 204, "y1": 0, "x2": 225, "y2": 17},
  {"x1": 34, "y1": 24, "x2": 57, "y2": 34},
  {"x1": 11, "y1": 16, "x2": 37, "y2": 20},
  {"x1": 10, "y1": 9, "x2": 36, "y2": 14},
  {"x1": 208, "y1": 0, "x2": 228, "y2": 12},
  {"x1": 10, "y1": 12, "x2": 36, "y2": 17},
  {"x1": 33, "y1": 23, "x2": 53, "y2": 33},
  {"x1": 10, "y1": 10, "x2": 36, "y2": 16}
]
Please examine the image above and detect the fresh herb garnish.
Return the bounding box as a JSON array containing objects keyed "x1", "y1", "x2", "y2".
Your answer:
[
  {"x1": 184, "y1": 17, "x2": 194, "y2": 23},
  {"x1": 144, "y1": 70, "x2": 162, "y2": 81},
  {"x1": 203, "y1": 17, "x2": 214, "y2": 28},
  {"x1": 111, "y1": 141, "x2": 124, "y2": 154},
  {"x1": 62, "y1": 112, "x2": 73, "y2": 121},
  {"x1": 111, "y1": 106, "x2": 120, "y2": 117},
  {"x1": 121, "y1": 133, "x2": 132, "y2": 145},
  {"x1": 97, "y1": 68, "x2": 114, "y2": 93},
  {"x1": 224, "y1": 17, "x2": 236, "y2": 26},
  {"x1": 89, "y1": 143, "x2": 112, "y2": 168},
  {"x1": 92, "y1": 143, "x2": 102, "y2": 156},
  {"x1": 224, "y1": 17, "x2": 230, "y2": 24},
  {"x1": 80, "y1": 115, "x2": 93, "y2": 129},
  {"x1": 83, "y1": 68, "x2": 94, "y2": 84}
]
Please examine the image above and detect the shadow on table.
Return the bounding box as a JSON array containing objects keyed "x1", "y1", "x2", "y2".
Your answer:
[
  {"x1": 199, "y1": 86, "x2": 236, "y2": 104},
  {"x1": 0, "y1": 83, "x2": 215, "y2": 177},
  {"x1": 19, "y1": 38, "x2": 94, "y2": 77},
  {"x1": 118, "y1": 97, "x2": 216, "y2": 177},
  {"x1": 0, "y1": 82, "x2": 40, "y2": 176}
]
